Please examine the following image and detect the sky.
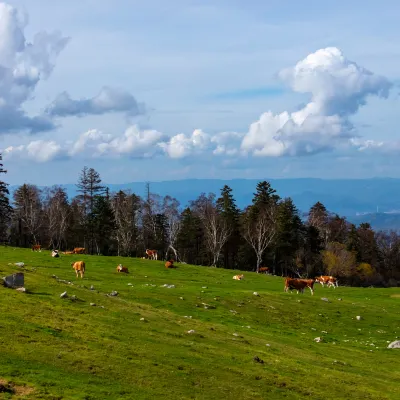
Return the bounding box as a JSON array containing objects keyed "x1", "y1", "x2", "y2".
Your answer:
[{"x1": 0, "y1": 0, "x2": 399, "y2": 185}]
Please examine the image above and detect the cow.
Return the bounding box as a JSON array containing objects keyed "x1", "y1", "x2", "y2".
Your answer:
[
  {"x1": 51, "y1": 250, "x2": 60, "y2": 258},
  {"x1": 116, "y1": 264, "x2": 129, "y2": 273},
  {"x1": 73, "y1": 247, "x2": 86, "y2": 254},
  {"x1": 233, "y1": 274, "x2": 244, "y2": 280},
  {"x1": 284, "y1": 278, "x2": 315, "y2": 295},
  {"x1": 145, "y1": 249, "x2": 158, "y2": 260},
  {"x1": 165, "y1": 260, "x2": 175, "y2": 269},
  {"x1": 258, "y1": 267, "x2": 269, "y2": 274},
  {"x1": 32, "y1": 244, "x2": 41, "y2": 252},
  {"x1": 315, "y1": 275, "x2": 338, "y2": 288},
  {"x1": 71, "y1": 261, "x2": 85, "y2": 278}
]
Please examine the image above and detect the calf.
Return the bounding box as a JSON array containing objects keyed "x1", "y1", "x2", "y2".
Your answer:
[
  {"x1": 73, "y1": 247, "x2": 86, "y2": 254},
  {"x1": 32, "y1": 244, "x2": 41, "y2": 252},
  {"x1": 165, "y1": 260, "x2": 175, "y2": 269},
  {"x1": 116, "y1": 264, "x2": 129, "y2": 273},
  {"x1": 315, "y1": 275, "x2": 338, "y2": 288},
  {"x1": 258, "y1": 267, "x2": 269, "y2": 274},
  {"x1": 284, "y1": 278, "x2": 315, "y2": 295},
  {"x1": 233, "y1": 274, "x2": 244, "y2": 280},
  {"x1": 71, "y1": 261, "x2": 85, "y2": 278},
  {"x1": 145, "y1": 249, "x2": 158, "y2": 260},
  {"x1": 51, "y1": 250, "x2": 60, "y2": 258}
]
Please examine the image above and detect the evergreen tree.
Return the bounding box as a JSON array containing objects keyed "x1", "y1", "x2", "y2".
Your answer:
[
  {"x1": 92, "y1": 194, "x2": 116, "y2": 255},
  {"x1": 76, "y1": 166, "x2": 105, "y2": 254},
  {"x1": 216, "y1": 185, "x2": 241, "y2": 269},
  {"x1": 275, "y1": 198, "x2": 304, "y2": 276},
  {"x1": 0, "y1": 154, "x2": 12, "y2": 242}
]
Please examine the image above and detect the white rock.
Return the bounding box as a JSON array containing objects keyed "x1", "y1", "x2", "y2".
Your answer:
[
  {"x1": 314, "y1": 337, "x2": 323, "y2": 343},
  {"x1": 321, "y1": 298, "x2": 329, "y2": 302},
  {"x1": 60, "y1": 291, "x2": 68, "y2": 298},
  {"x1": 233, "y1": 333, "x2": 239, "y2": 337},
  {"x1": 356, "y1": 316, "x2": 362, "y2": 321},
  {"x1": 15, "y1": 287, "x2": 26, "y2": 293},
  {"x1": 388, "y1": 340, "x2": 400, "y2": 349},
  {"x1": 179, "y1": 297, "x2": 184, "y2": 300},
  {"x1": 187, "y1": 329, "x2": 195, "y2": 334},
  {"x1": 253, "y1": 292, "x2": 259, "y2": 296},
  {"x1": 140, "y1": 317, "x2": 145, "y2": 321},
  {"x1": 90, "y1": 303, "x2": 96, "y2": 306}
]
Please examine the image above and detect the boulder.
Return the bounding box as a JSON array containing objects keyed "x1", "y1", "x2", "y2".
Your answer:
[
  {"x1": 2, "y1": 272, "x2": 24, "y2": 288},
  {"x1": 387, "y1": 340, "x2": 400, "y2": 349}
]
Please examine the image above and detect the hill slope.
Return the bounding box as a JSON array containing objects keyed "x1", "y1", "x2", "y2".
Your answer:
[{"x1": 1, "y1": 248, "x2": 400, "y2": 399}]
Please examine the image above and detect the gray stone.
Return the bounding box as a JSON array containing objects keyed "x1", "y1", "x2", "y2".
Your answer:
[
  {"x1": 14, "y1": 262, "x2": 25, "y2": 267},
  {"x1": 321, "y1": 297, "x2": 329, "y2": 302},
  {"x1": 314, "y1": 337, "x2": 323, "y2": 343},
  {"x1": 90, "y1": 303, "x2": 96, "y2": 306},
  {"x1": 253, "y1": 292, "x2": 259, "y2": 296},
  {"x1": 15, "y1": 287, "x2": 26, "y2": 293},
  {"x1": 110, "y1": 291, "x2": 118, "y2": 296},
  {"x1": 3, "y1": 272, "x2": 24, "y2": 288},
  {"x1": 387, "y1": 340, "x2": 400, "y2": 349},
  {"x1": 356, "y1": 316, "x2": 362, "y2": 321},
  {"x1": 60, "y1": 291, "x2": 68, "y2": 298}
]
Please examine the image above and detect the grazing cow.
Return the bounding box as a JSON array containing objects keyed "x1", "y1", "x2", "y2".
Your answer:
[
  {"x1": 315, "y1": 275, "x2": 338, "y2": 288},
  {"x1": 165, "y1": 260, "x2": 175, "y2": 269},
  {"x1": 32, "y1": 244, "x2": 41, "y2": 252},
  {"x1": 258, "y1": 267, "x2": 269, "y2": 274},
  {"x1": 284, "y1": 278, "x2": 315, "y2": 295},
  {"x1": 71, "y1": 261, "x2": 85, "y2": 278},
  {"x1": 116, "y1": 264, "x2": 129, "y2": 273},
  {"x1": 233, "y1": 274, "x2": 244, "y2": 280},
  {"x1": 51, "y1": 250, "x2": 60, "y2": 258},
  {"x1": 145, "y1": 249, "x2": 158, "y2": 260},
  {"x1": 73, "y1": 247, "x2": 86, "y2": 254}
]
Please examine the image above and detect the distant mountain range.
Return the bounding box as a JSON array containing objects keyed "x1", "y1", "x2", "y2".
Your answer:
[{"x1": 9, "y1": 178, "x2": 400, "y2": 231}]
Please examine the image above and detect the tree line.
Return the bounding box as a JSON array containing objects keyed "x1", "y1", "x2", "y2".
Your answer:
[{"x1": 1, "y1": 157, "x2": 399, "y2": 287}]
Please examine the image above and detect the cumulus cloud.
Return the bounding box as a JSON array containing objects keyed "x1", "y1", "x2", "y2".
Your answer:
[
  {"x1": 2, "y1": 47, "x2": 394, "y2": 161},
  {"x1": 3, "y1": 139, "x2": 62, "y2": 162},
  {"x1": 0, "y1": 2, "x2": 69, "y2": 134},
  {"x1": 241, "y1": 47, "x2": 392, "y2": 157},
  {"x1": 46, "y1": 86, "x2": 146, "y2": 118}
]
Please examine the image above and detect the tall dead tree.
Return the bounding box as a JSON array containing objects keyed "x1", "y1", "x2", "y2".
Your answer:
[{"x1": 163, "y1": 195, "x2": 181, "y2": 261}]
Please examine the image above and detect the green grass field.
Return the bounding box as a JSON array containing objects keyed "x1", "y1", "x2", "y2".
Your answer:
[{"x1": 1, "y1": 247, "x2": 400, "y2": 400}]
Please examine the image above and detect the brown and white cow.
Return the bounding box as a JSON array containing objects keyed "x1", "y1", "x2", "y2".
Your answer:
[
  {"x1": 116, "y1": 264, "x2": 129, "y2": 273},
  {"x1": 258, "y1": 267, "x2": 269, "y2": 274},
  {"x1": 71, "y1": 261, "x2": 86, "y2": 278},
  {"x1": 32, "y1": 244, "x2": 41, "y2": 252},
  {"x1": 315, "y1": 275, "x2": 338, "y2": 288},
  {"x1": 73, "y1": 247, "x2": 86, "y2": 254},
  {"x1": 284, "y1": 278, "x2": 315, "y2": 295},
  {"x1": 145, "y1": 249, "x2": 158, "y2": 260},
  {"x1": 51, "y1": 250, "x2": 60, "y2": 258},
  {"x1": 165, "y1": 260, "x2": 175, "y2": 269},
  {"x1": 233, "y1": 274, "x2": 244, "y2": 280}
]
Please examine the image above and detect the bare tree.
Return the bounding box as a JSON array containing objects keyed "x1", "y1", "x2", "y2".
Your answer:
[
  {"x1": 241, "y1": 204, "x2": 277, "y2": 273},
  {"x1": 43, "y1": 186, "x2": 70, "y2": 249},
  {"x1": 13, "y1": 184, "x2": 43, "y2": 245},
  {"x1": 163, "y1": 195, "x2": 181, "y2": 261},
  {"x1": 192, "y1": 193, "x2": 231, "y2": 267},
  {"x1": 111, "y1": 190, "x2": 140, "y2": 256}
]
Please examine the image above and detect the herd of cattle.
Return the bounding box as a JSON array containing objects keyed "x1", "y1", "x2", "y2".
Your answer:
[{"x1": 33, "y1": 244, "x2": 339, "y2": 294}]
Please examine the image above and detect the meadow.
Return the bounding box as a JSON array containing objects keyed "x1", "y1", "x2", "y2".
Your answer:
[{"x1": 0, "y1": 246, "x2": 400, "y2": 399}]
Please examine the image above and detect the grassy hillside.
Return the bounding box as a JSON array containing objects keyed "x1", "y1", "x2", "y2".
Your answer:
[{"x1": 1, "y1": 247, "x2": 400, "y2": 400}]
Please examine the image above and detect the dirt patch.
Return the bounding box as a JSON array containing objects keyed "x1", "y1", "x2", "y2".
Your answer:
[{"x1": 0, "y1": 378, "x2": 35, "y2": 397}]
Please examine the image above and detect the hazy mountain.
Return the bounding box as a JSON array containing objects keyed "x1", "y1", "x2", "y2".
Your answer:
[{"x1": 9, "y1": 178, "x2": 400, "y2": 230}]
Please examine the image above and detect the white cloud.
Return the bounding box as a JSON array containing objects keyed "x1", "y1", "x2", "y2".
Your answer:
[
  {"x1": 2, "y1": 46, "x2": 395, "y2": 162},
  {"x1": 240, "y1": 47, "x2": 392, "y2": 157},
  {"x1": 46, "y1": 86, "x2": 146, "y2": 118},
  {"x1": 3, "y1": 139, "x2": 62, "y2": 162},
  {"x1": 0, "y1": 2, "x2": 69, "y2": 134}
]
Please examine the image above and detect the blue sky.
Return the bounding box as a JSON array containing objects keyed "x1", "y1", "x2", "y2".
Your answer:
[{"x1": 0, "y1": 0, "x2": 399, "y2": 185}]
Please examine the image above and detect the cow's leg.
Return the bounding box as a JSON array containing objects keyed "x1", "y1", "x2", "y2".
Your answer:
[{"x1": 75, "y1": 270, "x2": 78, "y2": 278}]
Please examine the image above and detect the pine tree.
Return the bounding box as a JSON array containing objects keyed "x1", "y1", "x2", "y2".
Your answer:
[
  {"x1": 0, "y1": 154, "x2": 12, "y2": 242},
  {"x1": 76, "y1": 167, "x2": 105, "y2": 254},
  {"x1": 216, "y1": 185, "x2": 240, "y2": 269},
  {"x1": 92, "y1": 194, "x2": 116, "y2": 255}
]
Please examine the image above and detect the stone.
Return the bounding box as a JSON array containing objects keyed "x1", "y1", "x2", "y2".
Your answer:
[
  {"x1": 356, "y1": 316, "x2": 362, "y2": 321},
  {"x1": 387, "y1": 340, "x2": 400, "y2": 349},
  {"x1": 338, "y1": 298, "x2": 342, "y2": 301},
  {"x1": 140, "y1": 317, "x2": 146, "y2": 321},
  {"x1": 90, "y1": 303, "x2": 96, "y2": 306},
  {"x1": 60, "y1": 291, "x2": 68, "y2": 298},
  {"x1": 110, "y1": 291, "x2": 118, "y2": 296},
  {"x1": 14, "y1": 262, "x2": 24, "y2": 267},
  {"x1": 253, "y1": 292, "x2": 259, "y2": 296},
  {"x1": 3, "y1": 272, "x2": 24, "y2": 288},
  {"x1": 15, "y1": 287, "x2": 26, "y2": 293},
  {"x1": 321, "y1": 298, "x2": 329, "y2": 302},
  {"x1": 127, "y1": 283, "x2": 133, "y2": 286},
  {"x1": 179, "y1": 297, "x2": 184, "y2": 300},
  {"x1": 187, "y1": 329, "x2": 195, "y2": 334},
  {"x1": 90, "y1": 285, "x2": 95, "y2": 290},
  {"x1": 314, "y1": 337, "x2": 323, "y2": 343}
]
